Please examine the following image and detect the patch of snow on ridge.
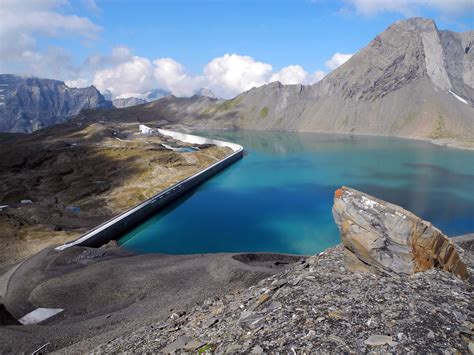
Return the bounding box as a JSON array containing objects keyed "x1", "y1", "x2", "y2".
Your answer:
[
  {"x1": 114, "y1": 89, "x2": 171, "y2": 101},
  {"x1": 448, "y1": 90, "x2": 469, "y2": 105},
  {"x1": 115, "y1": 93, "x2": 144, "y2": 100}
]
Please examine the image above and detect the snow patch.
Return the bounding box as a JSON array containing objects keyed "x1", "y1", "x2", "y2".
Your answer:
[
  {"x1": 115, "y1": 92, "x2": 144, "y2": 100},
  {"x1": 19, "y1": 308, "x2": 64, "y2": 325},
  {"x1": 448, "y1": 90, "x2": 469, "y2": 105},
  {"x1": 139, "y1": 124, "x2": 154, "y2": 135}
]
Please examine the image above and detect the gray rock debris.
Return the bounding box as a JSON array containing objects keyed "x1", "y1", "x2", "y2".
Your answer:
[{"x1": 94, "y1": 239, "x2": 473, "y2": 353}]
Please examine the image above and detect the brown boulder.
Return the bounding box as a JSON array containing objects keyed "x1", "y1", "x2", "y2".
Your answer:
[{"x1": 332, "y1": 186, "x2": 469, "y2": 280}]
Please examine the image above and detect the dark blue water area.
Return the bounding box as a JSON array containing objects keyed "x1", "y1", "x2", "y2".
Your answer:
[{"x1": 119, "y1": 131, "x2": 474, "y2": 255}]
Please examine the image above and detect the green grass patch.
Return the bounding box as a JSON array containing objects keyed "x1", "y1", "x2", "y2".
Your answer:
[
  {"x1": 198, "y1": 344, "x2": 216, "y2": 353},
  {"x1": 429, "y1": 113, "x2": 452, "y2": 139},
  {"x1": 259, "y1": 106, "x2": 269, "y2": 119},
  {"x1": 202, "y1": 95, "x2": 244, "y2": 115},
  {"x1": 390, "y1": 112, "x2": 418, "y2": 133},
  {"x1": 341, "y1": 115, "x2": 349, "y2": 128}
]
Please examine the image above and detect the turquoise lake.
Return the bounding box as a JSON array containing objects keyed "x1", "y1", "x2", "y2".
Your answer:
[{"x1": 119, "y1": 131, "x2": 474, "y2": 255}]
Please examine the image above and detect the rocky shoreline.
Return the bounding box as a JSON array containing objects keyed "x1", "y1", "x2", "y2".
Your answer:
[
  {"x1": 95, "y1": 236, "x2": 473, "y2": 353},
  {"x1": 0, "y1": 181, "x2": 472, "y2": 353},
  {"x1": 0, "y1": 235, "x2": 472, "y2": 353},
  {"x1": 171, "y1": 122, "x2": 474, "y2": 151}
]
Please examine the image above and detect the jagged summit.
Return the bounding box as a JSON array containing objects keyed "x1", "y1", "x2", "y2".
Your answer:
[
  {"x1": 0, "y1": 74, "x2": 113, "y2": 133},
  {"x1": 143, "y1": 17, "x2": 471, "y2": 144},
  {"x1": 395, "y1": 16, "x2": 437, "y2": 31}
]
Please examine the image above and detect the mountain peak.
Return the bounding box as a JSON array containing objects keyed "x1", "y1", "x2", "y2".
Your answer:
[
  {"x1": 196, "y1": 88, "x2": 219, "y2": 99},
  {"x1": 394, "y1": 17, "x2": 437, "y2": 32},
  {"x1": 0, "y1": 74, "x2": 113, "y2": 133},
  {"x1": 170, "y1": 17, "x2": 472, "y2": 142}
]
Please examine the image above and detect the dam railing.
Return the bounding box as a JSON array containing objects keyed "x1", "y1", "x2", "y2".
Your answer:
[{"x1": 55, "y1": 126, "x2": 243, "y2": 250}]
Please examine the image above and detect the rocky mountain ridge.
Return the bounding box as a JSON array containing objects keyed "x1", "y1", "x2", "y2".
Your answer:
[
  {"x1": 112, "y1": 88, "x2": 171, "y2": 108},
  {"x1": 113, "y1": 96, "x2": 148, "y2": 109},
  {"x1": 0, "y1": 74, "x2": 113, "y2": 133},
  {"x1": 3, "y1": 18, "x2": 471, "y2": 143},
  {"x1": 112, "y1": 88, "x2": 219, "y2": 108},
  {"x1": 192, "y1": 18, "x2": 473, "y2": 142},
  {"x1": 89, "y1": 18, "x2": 472, "y2": 145}
]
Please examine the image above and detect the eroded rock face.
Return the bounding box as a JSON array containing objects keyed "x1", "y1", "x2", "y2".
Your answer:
[
  {"x1": 332, "y1": 186, "x2": 469, "y2": 279},
  {"x1": 0, "y1": 74, "x2": 113, "y2": 133}
]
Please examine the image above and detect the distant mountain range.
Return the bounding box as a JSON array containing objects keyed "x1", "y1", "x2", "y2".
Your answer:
[
  {"x1": 0, "y1": 74, "x2": 112, "y2": 133},
  {"x1": 81, "y1": 17, "x2": 472, "y2": 144},
  {"x1": 1, "y1": 18, "x2": 472, "y2": 141},
  {"x1": 112, "y1": 88, "x2": 219, "y2": 108},
  {"x1": 112, "y1": 89, "x2": 171, "y2": 108},
  {"x1": 0, "y1": 74, "x2": 220, "y2": 133}
]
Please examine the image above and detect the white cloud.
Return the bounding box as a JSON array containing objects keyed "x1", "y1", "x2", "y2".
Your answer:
[
  {"x1": 92, "y1": 56, "x2": 156, "y2": 97},
  {"x1": 0, "y1": 0, "x2": 101, "y2": 77},
  {"x1": 0, "y1": 1, "x2": 334, "y2": 99},
  {"x1": 65, "y1": 78, "x2": 90, "y2": 88},
  {"x1": 69, "y1": 51, "x2": 330, "y2": 99},
  {"x1": 270, "y1": 65, "x2": 308, "y2": 85},
  {"x1": 311, "y1": 70, "x2": 327, "y2": 83},
  {"x1": 111, "y1": 46, "x2": 132, "y2": 59},
  {"x1": 153, "y1": 58, "x2": 202, "y2": 97},
  {"x1": 83, "y1": 46, "x2": 133, "y2": 71},
  {"x1": 24, "y1": 46, "x2": 78, "y2": 79},
  {"x1": 270, "y1": 65, "x2": 327, "y2": 85},
  {"x1": 325, "y1": 52, "x2": 354, "y2": 70},
  {"x1": 342, "y1": 0, "x2": 473, "y2": 17},
  {"x1": 203, "y1": 54, "x2": 273, "y2": 98}
]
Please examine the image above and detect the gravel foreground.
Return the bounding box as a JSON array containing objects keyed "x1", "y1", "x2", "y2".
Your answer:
[
  {"x1": 0, "y1": 247, "x2": 301, "y2": 353},
  {"x1": 96, "y1": 239, "x2": 474, "y2": 353}
]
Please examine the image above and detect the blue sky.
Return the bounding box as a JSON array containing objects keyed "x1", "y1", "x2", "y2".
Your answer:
[
  {"x1": 1, "y1": 0, "x2": 473, "y2": 98},
  {"x1": 66, "y1": 0, "x2": 473, "y2": 74},
  {"x1": 70, "y1": 1, "x2": 395, "y2": 74}
]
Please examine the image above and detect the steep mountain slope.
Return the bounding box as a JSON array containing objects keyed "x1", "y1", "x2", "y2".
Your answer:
[
  {"x1": 192, "y1": 18, "x2": 473, "y2": 141},
  {"x1": 0, "y1": 75, "x2": 113, "y2": 133},
  {"x1": 93, "y1": 18, "x2": 469, "y2": 143},
  {"x1": 59, "y1": 18, "x2": 472, "y2": 144}
]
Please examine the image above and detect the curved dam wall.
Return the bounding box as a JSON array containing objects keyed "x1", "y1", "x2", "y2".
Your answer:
[{"x1": 55, "y1": 127, "x2": 243, "y2": 251}]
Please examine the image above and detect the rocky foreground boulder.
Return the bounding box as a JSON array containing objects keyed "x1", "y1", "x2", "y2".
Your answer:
[{"x1": 332, "y1": 186, "x2": 469, "y2": 280}]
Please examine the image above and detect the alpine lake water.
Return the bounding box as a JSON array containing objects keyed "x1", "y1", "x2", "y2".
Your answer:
[{"x1": 119, "y1": 130, "x2": 474, "y2": 256}]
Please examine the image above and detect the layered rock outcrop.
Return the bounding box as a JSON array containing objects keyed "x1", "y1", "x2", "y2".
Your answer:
[
  {"x1": 332, "y1": 186, "x2": 469, "y2": 279},
  {"x1": 0, "y1": 74, "x2": 113, "y2": 133}
]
